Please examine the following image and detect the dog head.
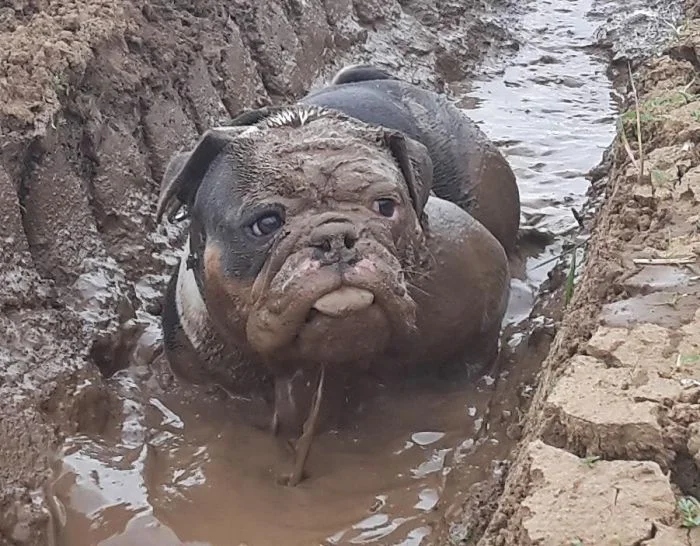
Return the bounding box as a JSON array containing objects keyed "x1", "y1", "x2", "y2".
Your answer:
[{"x1": 158, "y1": 106, "x2": 433, "y2": 375}]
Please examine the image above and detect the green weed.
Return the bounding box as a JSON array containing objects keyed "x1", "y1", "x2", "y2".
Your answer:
[
  {"x1": 581, "y1": 455, "x2": 601, "y2": 468},
  {"x1": 680, "y1": 354, "x2": 700, "y2": 366},
  {"x1": 650, "y1": 169, "x2": 675, "y2": 187},
  {"x1": 620, "y1": 89, "x2": 699, "y2": 140},
  {"x1": 564, "y1": 253, "x2": 576, "y2": 307},
  {"x1": 678, "y1": 496, "x2": 700, "y2": 528}
]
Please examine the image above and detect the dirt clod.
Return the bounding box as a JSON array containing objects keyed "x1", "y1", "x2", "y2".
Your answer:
[{"x1": 520, "y1": 440, "x2": 676, "y2": 546}]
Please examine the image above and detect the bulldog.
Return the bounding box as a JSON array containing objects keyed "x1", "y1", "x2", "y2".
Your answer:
[{"x1": 157, "y1": 65, "x2": 519, "y2": 446}]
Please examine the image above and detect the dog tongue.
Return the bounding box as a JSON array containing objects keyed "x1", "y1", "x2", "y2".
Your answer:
[{"x1": 312, "y1": 287, "x2": 374, "y2": 317}]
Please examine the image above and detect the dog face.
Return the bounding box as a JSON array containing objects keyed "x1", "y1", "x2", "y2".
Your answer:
[{"x1": 159, "y1": 107, "x2": 433, "y2": 375}]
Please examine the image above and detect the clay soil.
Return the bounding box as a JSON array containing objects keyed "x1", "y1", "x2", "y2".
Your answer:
[
  {"x1": 0, "y1": 0, "x2": 514, "y2": 544},
  {"x1": 459, "y1": 2, "x2": 700, "y2": 543},
  {"x1": 1, "y1": 0, "x2": 700, "y2": 545}
]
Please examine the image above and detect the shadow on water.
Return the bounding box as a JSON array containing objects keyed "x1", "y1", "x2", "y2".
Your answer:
[{"x1": 49, "y1": 0, "x2": 681, "y2": 544}]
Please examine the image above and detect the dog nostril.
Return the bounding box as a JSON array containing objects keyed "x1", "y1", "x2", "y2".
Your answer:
[{"x1": 309, "y1": 221, "x2": 359, "y2": 254}]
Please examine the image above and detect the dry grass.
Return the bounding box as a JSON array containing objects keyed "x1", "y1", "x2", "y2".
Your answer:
[{"x1": 619, "y1": 62, "x2": 651, "y2": 194}]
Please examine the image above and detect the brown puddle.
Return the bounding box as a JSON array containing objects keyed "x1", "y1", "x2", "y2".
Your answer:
[
  {"x1": 53, "y1": 371, "x2": 514, "y2": 546},
  {"x1": 52, "y1": 314, "x2": 555, "y2": 546},
  {"x1": 48, "y1": 0, "x2": 685, "y2": 542}
]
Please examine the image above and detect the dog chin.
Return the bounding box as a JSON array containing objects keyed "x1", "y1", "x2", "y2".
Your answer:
[
  {"x1": 244, "y1": 239, "x2": 419, "y2": 368},
  {"x1": 293, "y1": 300, "x2": 392, "y2": 367}
]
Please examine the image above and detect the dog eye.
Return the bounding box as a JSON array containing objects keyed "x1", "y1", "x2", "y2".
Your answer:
[
  {"x1": 250, "y1": 212, "x2": 284, "y2": 237},
  {"x1": 372, "y1": 198, "x2": 398, "y2": 218}
]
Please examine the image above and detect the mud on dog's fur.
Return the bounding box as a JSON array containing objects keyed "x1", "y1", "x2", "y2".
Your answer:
[{"x1": 157, "y1": 65, "x2": 517, "y2": 434}]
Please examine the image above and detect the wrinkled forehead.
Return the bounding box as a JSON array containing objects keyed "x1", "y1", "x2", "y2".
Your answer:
[{"x1": 246, "y1": 122, "x2": 404, "y2": 199}]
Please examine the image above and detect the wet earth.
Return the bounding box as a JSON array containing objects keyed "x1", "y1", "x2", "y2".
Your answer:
[{"x1": 0, "y1": 0, "x2": 693, "y2": 545}]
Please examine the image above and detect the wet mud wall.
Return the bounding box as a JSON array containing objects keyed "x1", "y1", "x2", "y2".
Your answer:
[
  {"x1": 0, "y1": 1, "x2": 512, "y2": 543},
  {"x1": 458, "y1": 2, "x2": 700, "y2": 544}
]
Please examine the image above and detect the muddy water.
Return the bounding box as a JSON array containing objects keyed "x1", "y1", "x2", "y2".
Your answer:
[
  {"x1": 453, "y1": 0, "x2": 625, "y2": 322},
  {"x1": 49, "y1": 1, "x2": 670, "y2": 544}
]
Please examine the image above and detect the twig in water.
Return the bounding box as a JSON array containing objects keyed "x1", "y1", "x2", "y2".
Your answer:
[
  {"x1": 284, "y1": 365, "x2": 326, "y2": 487},
  {"x1": 531, "y1": 239, "x2": 587, "y2": 271}
]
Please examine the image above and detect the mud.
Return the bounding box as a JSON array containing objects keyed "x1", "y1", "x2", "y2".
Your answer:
[
  {"x1": 472, "y1": 1, "x2": 700, "y2": 543},
  {"x1": 0, "y1": 0, "x2": 698, "y2": 545},
  {"x1": 0, "y1": 1, "x2": 520, "y2": 544}
]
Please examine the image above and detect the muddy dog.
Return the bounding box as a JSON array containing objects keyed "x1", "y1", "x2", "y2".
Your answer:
[{"x1": 156, "y1": 65, "x2": 520, "y2": 463}]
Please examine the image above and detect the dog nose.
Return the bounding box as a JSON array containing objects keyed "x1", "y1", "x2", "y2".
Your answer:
[{"x1": 309, "y1": 220, "x2": 359, "y2": 260}]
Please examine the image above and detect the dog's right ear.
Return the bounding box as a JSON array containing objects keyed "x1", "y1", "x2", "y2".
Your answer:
[{"x1": 156, "y1": 126, "x2": 257, "y2": 223}]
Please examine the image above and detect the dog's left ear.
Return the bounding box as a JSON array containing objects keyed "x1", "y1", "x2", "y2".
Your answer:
[
  {"x1": 156, "y1": 126, "x2": 256, "y2": 223},
  {"x1": 383, "y1": 131, "x2": 433, "y2": 217}
]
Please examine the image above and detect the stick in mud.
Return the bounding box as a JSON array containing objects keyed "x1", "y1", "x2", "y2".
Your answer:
[
  {"x1": 619, "y1": 61, "x2": 650, "y2": 192},
  {"x1": 632, "y1": 256, "x2": 696, "y2": 265},
  {"x1": 282, "y1": 365, "x2": 326, "y2": 487}
]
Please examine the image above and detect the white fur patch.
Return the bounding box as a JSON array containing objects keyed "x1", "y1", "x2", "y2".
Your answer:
[
  {"x1": 175, "y1": 237, "x2": 209, "y2": 350},
  {"x1": 239, "y1": 126, "x2": 260, "y2": 137},
  {"x1": 264, "y1": 106, "x2": 329, "y2": 128}
]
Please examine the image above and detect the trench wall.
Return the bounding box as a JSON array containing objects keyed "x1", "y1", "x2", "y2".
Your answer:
[
  {"x1": 0, "y1": 0, "x2": 509, "y2": 543},
  {"x1": 471, "y1": 4, "x2": 700, "y2": 544}
]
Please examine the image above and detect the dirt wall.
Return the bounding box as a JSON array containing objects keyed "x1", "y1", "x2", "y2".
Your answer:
[
  {"x1": 466, "y1": 4, "x2": 700, "y2": 544},
  {"x1": 0, "y1": 1, "x2": 512, "y2": 544}
]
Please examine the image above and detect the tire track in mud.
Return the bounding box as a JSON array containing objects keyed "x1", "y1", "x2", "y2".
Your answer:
[{"x1": 0, "y1": 1, "x2": 517, "y2": 544}]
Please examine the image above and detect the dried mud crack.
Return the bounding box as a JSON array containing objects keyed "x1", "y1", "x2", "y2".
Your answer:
[{"x1": 470, "y1": 3, "x2": 700, "y2": 545}]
